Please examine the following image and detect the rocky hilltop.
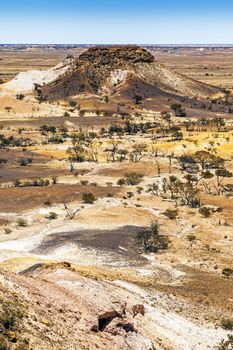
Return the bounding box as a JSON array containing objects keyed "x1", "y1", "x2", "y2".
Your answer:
[
  {"x1": 39, "y1": 45, "x2": 219, "y2": 101},
  {"x1": 78, "y1": 45, "x2": 155, "y2": 65}
]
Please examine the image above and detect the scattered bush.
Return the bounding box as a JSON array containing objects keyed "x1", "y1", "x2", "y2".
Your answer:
[
  {"x1": 17, "y1": 218, "x2": 27, "y2": 227},
  {"x1": 125, "y1": 173, "x2": 143, "y2": 185},
  {"x1": 199, "y1": 206, "x2": 212, "y2": 218},
  {"x1": 163, "y1": 209, "x2": 178, "y2": 220},
  {"x1": 46, "y1": 212, "x2": 58, "y2": 220},
  {"x1": 14, "y1": 179, "x2": 50, "y2": 187},
  {"x1": 222, "y1": 268, "x2": 233, "y2": 278},
  {"x1": 186, "y1": 234, "x2": 196, "y2": 242},
  {"x1": 137, "y1": 220, "x2": 170, "y2": 253},
  {"x1": 118, "y1": 173, "x2": 143, "y2": 186},
  {"x1": 80, "y1": 180, "x2": 89, "y2": 185},
  {"x1": 215, "y1": 335, "x2": 233, "y2": 350},
  {"x1": 82, "y1": 192, "x2": 96, "y2": 204},
  {"x1": 4, "y1": 228, "x2": 12, "y2": 234},
  {"x1": 136, "y1": 186, "x2": 143, "y2": 194},
  {"x1": 106, "y1": 193, "x2": 114, "y2": 197},
  {"x1": 220, "y1": 318, "x2": 233, "y2": 330},
  {"x1": 44, "y1": 199, "x2": 52, "y2": 206},
  {"x1": 18, "y1": 157, "x2": 32, "y2": 167},
  {"x1": 0, "y1": 135, "x2": 34, "y2": 148},
  {"x1": 170, "y1": 103, "x2": 186, "y2": 117},
  {"x1": 0, "y1": 300, "x2": 27, "y2": 350},
  {"x1": 117, "y1": 178, "x2": 126, "y2": 186},
  {"x1": 16, "y1": 93, "x2": 25, "y2": 100}
]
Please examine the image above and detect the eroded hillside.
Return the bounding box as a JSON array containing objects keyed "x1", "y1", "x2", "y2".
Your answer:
[{"x1": 39, "y1": 46, "x2": 220, "y2": 101}]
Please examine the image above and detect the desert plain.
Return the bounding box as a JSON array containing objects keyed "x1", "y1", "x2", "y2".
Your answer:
[{"x1": 0, "y1": 45, "x2": 232, "y2": 350}]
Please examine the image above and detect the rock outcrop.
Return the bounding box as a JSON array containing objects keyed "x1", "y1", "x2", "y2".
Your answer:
[{"x1": 40, "y1": 45, "x2": 219, "y2": 101}]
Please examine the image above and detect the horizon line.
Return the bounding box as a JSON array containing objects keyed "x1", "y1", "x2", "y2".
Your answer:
[{"x1": 1, "y1": 43, "x2": 233, "y2": 46}]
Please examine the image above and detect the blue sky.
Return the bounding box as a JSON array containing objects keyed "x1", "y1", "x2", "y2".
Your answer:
[{"x1": 0, "y1": 0, "x2": 233, "y2": 44}]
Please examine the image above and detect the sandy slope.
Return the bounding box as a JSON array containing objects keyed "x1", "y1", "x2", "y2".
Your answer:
[{"x1": 1, "y1": 61, "x2": 73, "y2": 93}]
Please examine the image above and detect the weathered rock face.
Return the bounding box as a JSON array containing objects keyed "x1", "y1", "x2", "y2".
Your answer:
[
  {"x1": 77, "y1": 46, "x2": 155, "y2": 67},
  {"x1": 72, "y1": 46, "x2": 154, "y2": 93}
]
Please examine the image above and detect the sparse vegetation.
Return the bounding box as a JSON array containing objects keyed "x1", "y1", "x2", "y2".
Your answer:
[
  {"x1": 82, "y1": 192, "x2": 96, "y2": 204},
  {"x1": 46, "y1": 212, "x2": 58, "y2": 220},
  {"x1": 118, "y1": 173, "x2": 143, "y2": 186},
  {"x1": 137, "y1": 220, "x2": 170, "y2": 253},
  {"x1": 16, "y1": 218, "x2": 27, "y2": 227},
  {"x1": 4, "y1": 228, "x2": 12, "y2": 234},
  {"x1": 199, "y1": 206, "x2": 212, "y2": 218},
  {"x1": 186, "y1": 234, "x2": 197, "y2": 242},
  {"x1": 0, "y1": 300, "x2": 27, "y2": 350},
  {"x1": 222, "y1": 268, "x2": 233, "y2": 278},
  {"x1": 163, "y1": 208, "x2": 178, "y2": 220},
  {"x1": 215, "y1": 335, "x2": 233, "y2": 350},
  {"x1": 220, "y1": 318, "x2": 233, "y2": 330}
]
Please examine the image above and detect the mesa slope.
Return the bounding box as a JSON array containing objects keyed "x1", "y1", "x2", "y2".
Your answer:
[{"x1": 40, "y1": 46, "x2": 219, "y2": 101}]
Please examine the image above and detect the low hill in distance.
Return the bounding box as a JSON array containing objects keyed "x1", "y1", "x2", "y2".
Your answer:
[{"x1": 41, "y1": 45, "x2": 220, "y2": 102}]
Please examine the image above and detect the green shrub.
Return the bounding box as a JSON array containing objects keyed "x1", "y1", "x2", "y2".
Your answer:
[
  {"x1": 80, "y1": 180, "x2": 89, "y2": 185},
  {"x1": 117, "y1": 178, "x2": 126, "y2": 186},
  {"x1": 46, "y1": 212, "x2": 58, "y2": 220},
  {"x1": 215, "y1": 335, "x2": 233, "y2": 350},
  {"x1": 136, "y1": 186, "x2": 143, "y2": 194},
  {"x1": 220, "y1": 318, "x2": 233, "y2": 330},
  {"x1": 125, "y1": 173, "x2": 143, "y2": 185},
  {"x1": 4, "y1": 228, "x2": 12, "y2": 234},
  {"x1": 222, "y1": 268, "x2": 233, "y2": 278},
  {"x1": 17, "y1": 218, "x2": 27, "y2": 227},
  {"x1": 14, "y1": 178, "x2": 50, "y2": 187},
  {"x1": 199, "y1": 206, "x2": 212, "y2": 218},
  {"x1": 18, "y1": 157, "x2": 32, "y2": 167},
  {"x1": 117, "y1": 173, "x2": 143, "y2": 186},
  {"x1": 0, "y1": 301, "x2": 27, "y2": 350},
  {"x1": 137, "y1": 220, "x2": 170, "y2": 253},
  {"x1": 163, "y1": 209, "x2": 178, "y2": 220},
  {"x1": 187, "y1": 234, "x2": 196, "y2": 242},
  {"x1": 44, "y1": 199, "x2": 52, "y2": 206},
  {"x1": 82, "y1": 192, "x2": 96, "y2": 204}
]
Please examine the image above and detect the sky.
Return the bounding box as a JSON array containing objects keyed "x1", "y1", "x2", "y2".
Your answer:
[{"x1": 0, "y1": 0, "x2": 233, "y2": 44}]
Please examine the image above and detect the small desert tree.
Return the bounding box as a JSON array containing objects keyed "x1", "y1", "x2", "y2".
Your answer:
[
  {"x1": 194, "y1": 151, "x2": 224, "y2": 170},
  {"x1": 137, "y1": 220, "x2": 170, "y2": 253},
  {"x1": 213, "y1": 117, "x2": 225, "y2": 132},
  {"x1": 161, "y1": 111, "x2": 172, "y2": 129},
  {"x1": 170, "y1": 104, "x2": 186, "y2": 117},
  {"x1": 129, "y1": 143, "x2": 147, "y2": 162}
]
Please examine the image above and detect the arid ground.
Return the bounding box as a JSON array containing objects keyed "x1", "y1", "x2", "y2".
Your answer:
[{"x1": 0, "y1": 45, "x2": 232, "y2": 350}]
